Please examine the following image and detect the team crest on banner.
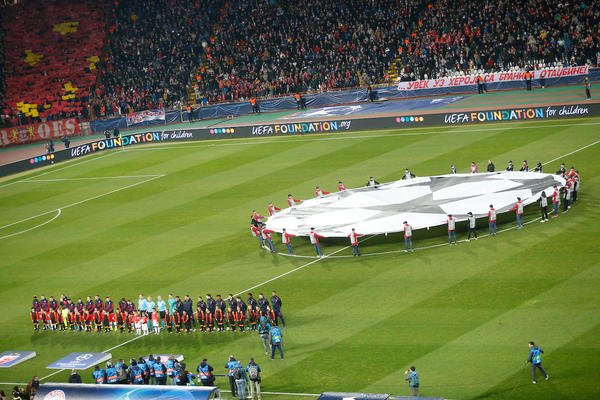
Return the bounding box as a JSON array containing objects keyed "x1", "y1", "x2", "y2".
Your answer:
[
  {"x1": 0, "y1": 351, "x2": 36, "y2": 368},
  {"x1": 43, "y1": 390, "x2": 66, "y2": 400}
]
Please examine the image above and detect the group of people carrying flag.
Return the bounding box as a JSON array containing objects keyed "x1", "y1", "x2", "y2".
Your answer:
[{"x1": 250, "y1": 164, "x2": 581, "y2": 255}]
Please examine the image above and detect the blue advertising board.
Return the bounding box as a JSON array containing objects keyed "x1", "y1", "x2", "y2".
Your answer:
[
  {"x1": 0, "y1": 351, "x2": 36, "y2": 368},
  {"x1": 34, "y1": 383, "x2": 219, "y2": 400},
  {"x1": 46, "y1": 352, "x2": 112, "y2": 370}
]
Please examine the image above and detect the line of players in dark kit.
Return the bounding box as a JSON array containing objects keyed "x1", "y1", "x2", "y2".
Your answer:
[{"x1": 29, "y1": 292, "x2": 286, "y2": 335}]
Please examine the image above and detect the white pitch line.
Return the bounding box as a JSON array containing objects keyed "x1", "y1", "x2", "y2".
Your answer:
[
  {"x1": 0, "y1": 209, "x2": 61, "y2": 240},
  {"x1": 122, "y1": 120, "x2": 600, "y2": 152},
  {"x1": 233, "y1": 235, "x2": 377, "y2": 297},
  {"x1": 233, "y1": 245, "x2": 350, "y2": 297},
  {"x1": 0, "y1": 151, "x2": 121, "y2": 189},
  {"x1": 102, "y1": 333, "x2": 148, "y2": 353},
  {"x1": 543, "y1": 139, "x2": 600, "y2": 164},
  {"x1": 22, "y1": 175, "x2": 164, "y2": 183},
  {"x1": 0, "y1": 175, "x2": 164, "y2": 231},
  {"x1": 39, "y1": 334, "x2": 149, "y2": 381}
]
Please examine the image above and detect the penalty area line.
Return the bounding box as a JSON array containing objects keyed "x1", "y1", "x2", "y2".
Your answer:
[
  {"x1": 0, "y1": 151, "x2": 122, "y2": 189},
  {"x1": 0, "y1": 174, "x2": 163, "y2": 231},
  {"x1": 21, "y1": 174, "x2": 165, "y2": 183},
  {"x1": 0, "y1": 209, "x2": 61, "y2": 240}
]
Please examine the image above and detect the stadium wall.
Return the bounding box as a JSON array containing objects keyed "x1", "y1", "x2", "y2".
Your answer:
[
  {"x1": 90, "y1": 68, "x2": 600, "y2": 133},
  {"x1": 2, "y1": 102, "x2": 600, "y2": 178}
]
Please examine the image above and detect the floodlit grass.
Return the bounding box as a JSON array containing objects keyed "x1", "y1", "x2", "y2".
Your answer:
[{"x1": 0, "y1": 118, "x2": 599, "y2": 400}]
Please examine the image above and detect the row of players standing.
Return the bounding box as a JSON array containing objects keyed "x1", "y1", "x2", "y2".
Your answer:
[{"x1": 30, "y1": 292, "x2": 286, "y2": 334}]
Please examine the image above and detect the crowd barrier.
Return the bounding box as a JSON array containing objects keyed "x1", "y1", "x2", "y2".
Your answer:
[
  {"x1": 90, "y1": 67, "x2": 600, "y2": 133},
  {"x1": 2, "y1": 102, "x2": 599, "y2": 178}
]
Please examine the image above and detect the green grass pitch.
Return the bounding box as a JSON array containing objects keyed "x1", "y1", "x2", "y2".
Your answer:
[{"x1": 0, "y1": 117, "x2": 599, "y2": 400}]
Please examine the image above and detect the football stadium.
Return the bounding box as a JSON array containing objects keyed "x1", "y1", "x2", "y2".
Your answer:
[{"x1": 0, "y1": 1, "x2": 599, "y2": 399}]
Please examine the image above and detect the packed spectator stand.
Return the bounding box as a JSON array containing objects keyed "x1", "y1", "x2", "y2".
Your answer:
[
  {"x1": 0, "y1": 0, "x2": 105, "y2": 127},
  {"x1": 0, "y1": 0, "x2": 599, "y2": 128}
]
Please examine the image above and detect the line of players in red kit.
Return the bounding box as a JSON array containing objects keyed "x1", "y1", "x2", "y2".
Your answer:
[{"x1": 29, "y1": 293, "x2": 285, "y2": 334}]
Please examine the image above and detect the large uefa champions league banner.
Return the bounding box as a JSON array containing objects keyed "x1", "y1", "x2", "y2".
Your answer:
[
  {"x1": 266, "y1": 172, "x2": 565, "y2": 237},
  {"x1": 34, "y1": 383, "x2": 219, "y2": 400}
]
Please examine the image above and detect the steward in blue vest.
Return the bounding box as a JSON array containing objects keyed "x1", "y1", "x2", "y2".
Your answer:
[
  {"x1": 226, "y1": 356, "x2": 239, "y2": 396},
  {"x1": 105, "y1": 361, "x2": 118, "y2": 384},
  {"x1": 154, "y1": 358, "x2": 166, "y2": 385},
  {"x1": 258, "y1": 317, "x2": 270, "y2": 337},
  {"x1": 404, "y1": 366, "x2": 419, "y2": 397},
  {"x1": 269, "y1": 326, "x2": 284, "y2": 359},
  {"x1": 128, "y1": 360, "x2": 144, "y2": 384},
  {"x1": 408, "y1": 371, "x2": 419, "y2": 387},
  {"x1": 137, "y1": 357, "x2": 149, "y2": 384},
  {"x1": 197, "y1": 358, "x2": 215, "y2": 386},
  {"x1": 92, "y1": 365, "x2": 105, "y2": 384},
  {"x1": 258, "y1": 317, "x2": 271, "y2": 355},
  {"x1": 145, "y1": 356, "x2": 155, "y2": 383},
  {"x1": 527, "y1": 341, "x2": 549, "y2": 383},
  {"x1": 166, "y1": 358, "x2": 175, "y2": 377},
  {"x1": 269, "y1": 326, "x2": 282, "y2": 344}
]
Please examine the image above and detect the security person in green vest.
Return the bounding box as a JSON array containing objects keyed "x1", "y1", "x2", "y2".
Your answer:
[
  {"x1": 404, "y1": 366, "x2": 419, "y2": 396},
  {"x1": 527, "y1": 341, "x2": 549, "y2": 384}
]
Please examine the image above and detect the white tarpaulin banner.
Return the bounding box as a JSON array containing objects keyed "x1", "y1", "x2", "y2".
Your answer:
[
  {"x1": 126, "y1": 108, "x2": 166, "y2": 126},
  {"x1": 266, "y1": 172, "x2": 566, "y2": 237},
  {"x1": 397, "y1": 66, "x2": 589, "y2": 91}
]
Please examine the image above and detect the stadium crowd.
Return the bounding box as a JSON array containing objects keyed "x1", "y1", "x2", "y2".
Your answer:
[
  {"x1": 0, "y1": 0, "x2": 598, "y2": 124},
  {"x1": 251, "y1": 161, "x2": 581, "y2": 255},
  {"x1": 93, "y1": 0, "x2": 600, "y2": 115},
  {"x1": 29, "y1": 292, "x2": 286, "y2": 335}
]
